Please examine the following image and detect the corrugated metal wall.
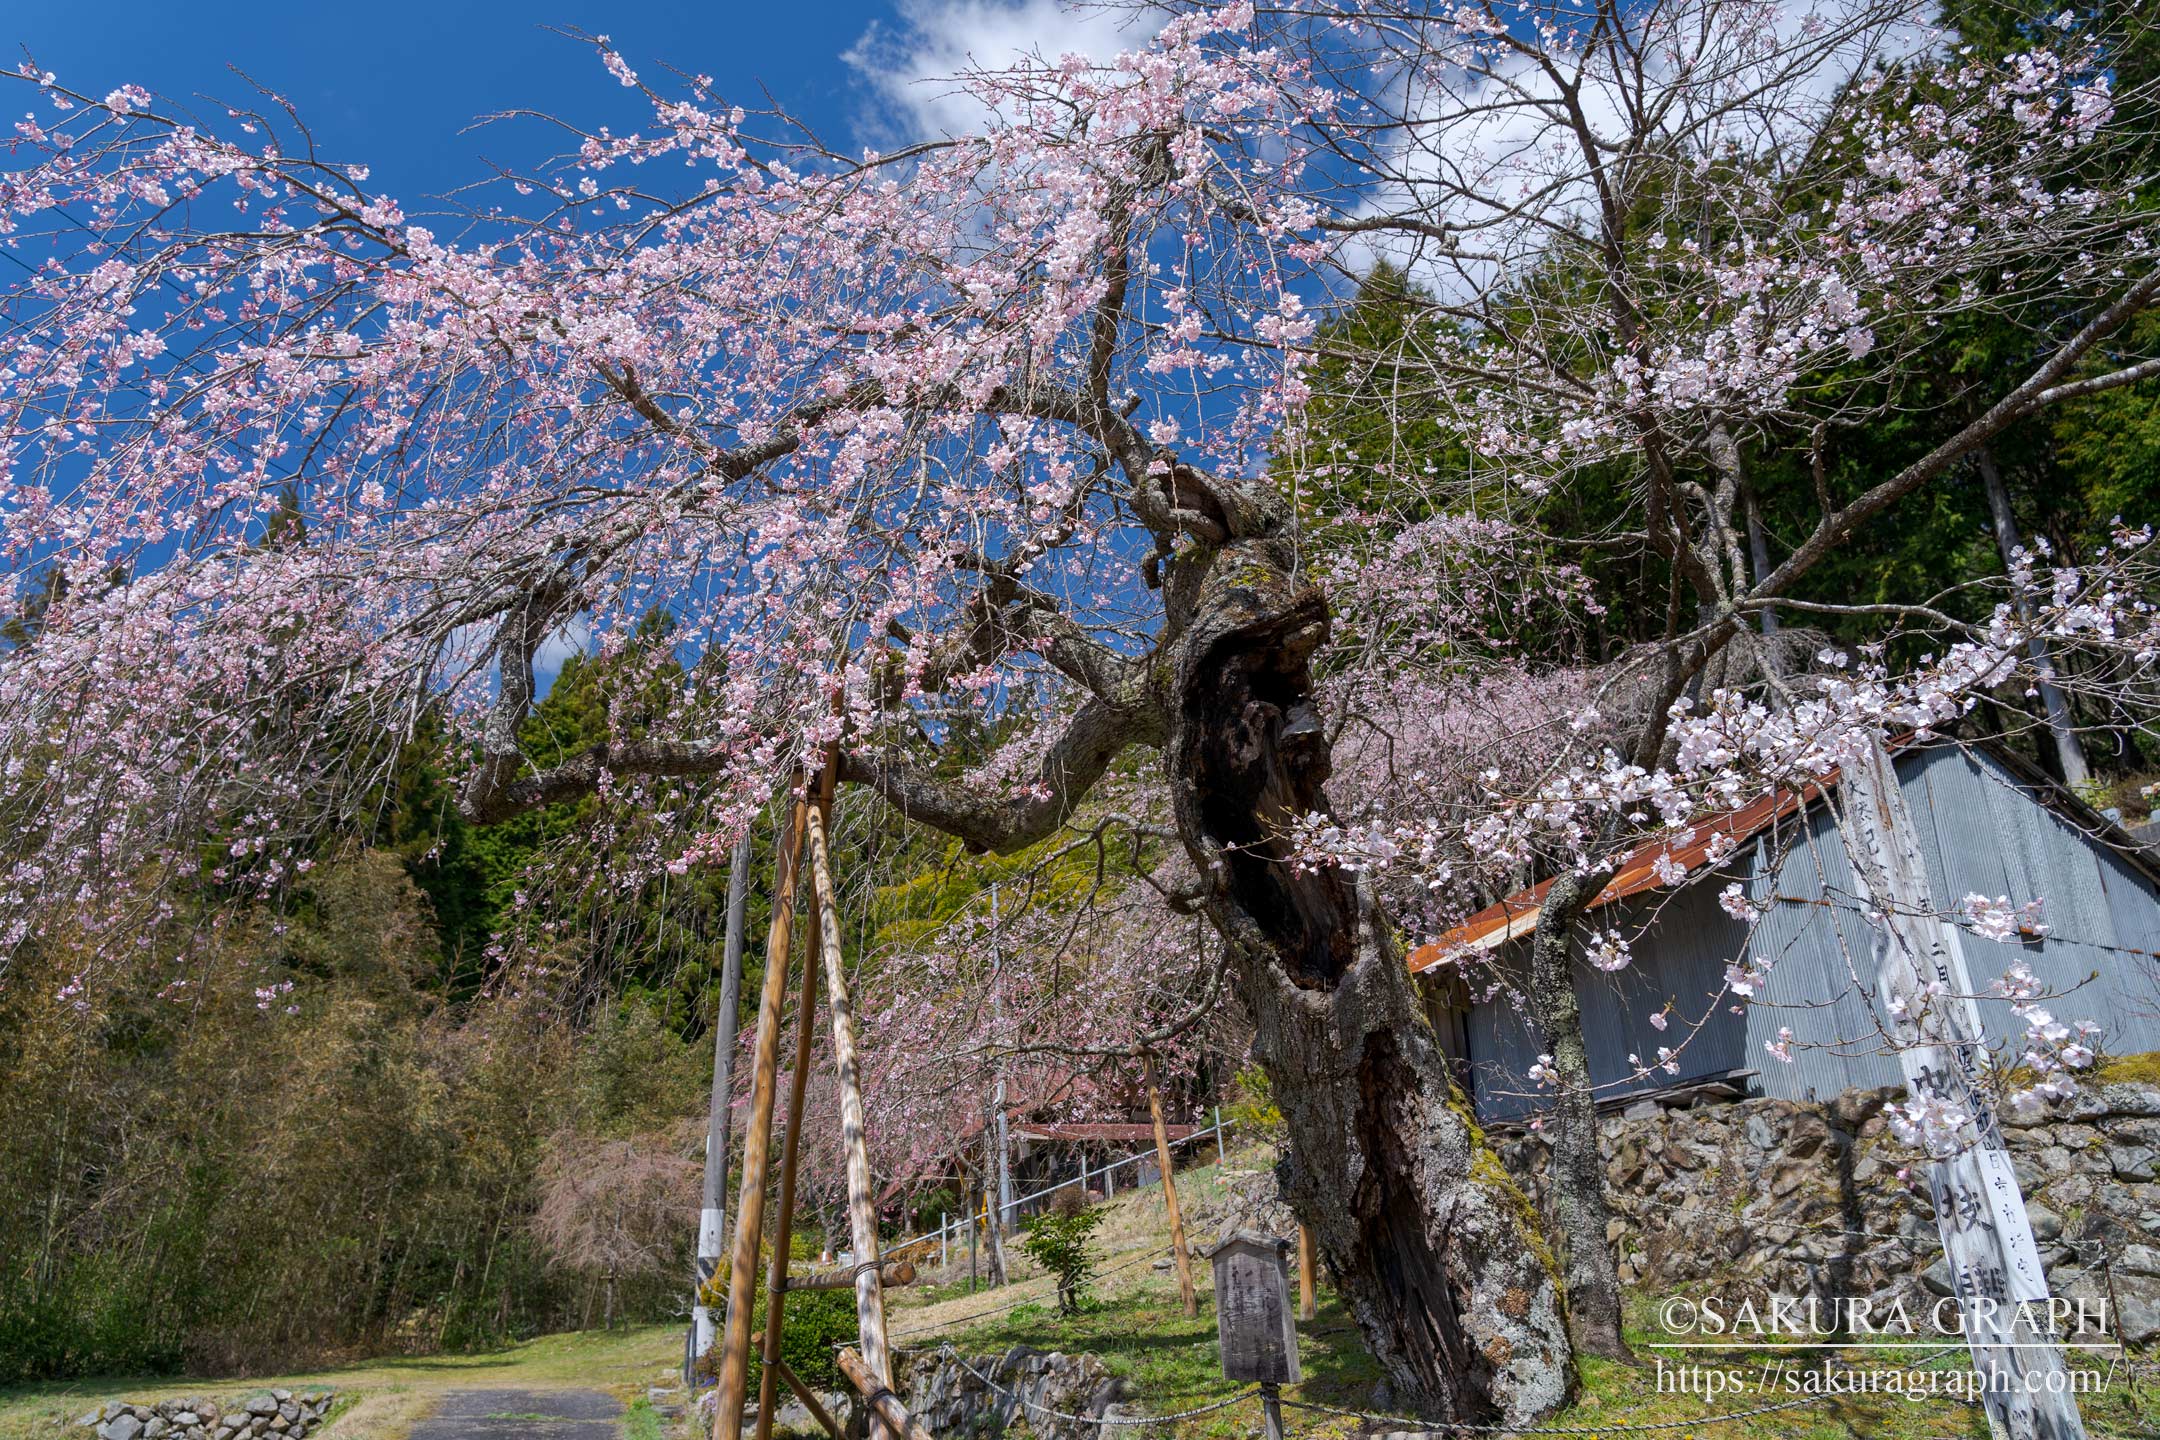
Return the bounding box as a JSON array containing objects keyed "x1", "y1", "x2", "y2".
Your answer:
[{"x1": 1454, "y1": 744, "x2": 2160, "y2": 1121}]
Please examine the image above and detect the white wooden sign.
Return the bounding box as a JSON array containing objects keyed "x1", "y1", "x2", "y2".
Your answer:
[{"x1": 1839, "y1": 736, "x2": 2085, "y2": 1440}]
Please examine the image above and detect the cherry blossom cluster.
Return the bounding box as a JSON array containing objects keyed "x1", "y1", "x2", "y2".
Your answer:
[
  {"x1": 1298, "y1": 522, "x2": 2160, "y2": 1132},
  {"x1": 0, "y1": 5, "x2": 1317, "y2": 982}
]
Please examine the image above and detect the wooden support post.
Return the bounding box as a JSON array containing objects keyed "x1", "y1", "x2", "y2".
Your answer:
[
  {"x1": 752, "y1": 891, "x2": 824, "y2": 1440},
  {"x1": 807, "y1": 803, "x2": 895, "y2": 1440},
  {"x1": 1296, "y1": 1225, "x2": 1316, "y2": 1322},
  {"x1": 837, "y1": 1350, "x2": 937, "y2": 1440},
  {"x1": 1141, "y1": 1051, "x2": 1198, "y2": 1317},
  {"x1": 769, "y1": 1360, "x2": 843, "y2": 1440},
  {"x1": 693, "y1": 833, "x2": 755, "y2": 1374},
  {"x1": 798, "y1": 1258, "x2": 916, "y2": 1291},
  {"x1": 711, "y1": 797, "x2": 811, "y2": 1440}
]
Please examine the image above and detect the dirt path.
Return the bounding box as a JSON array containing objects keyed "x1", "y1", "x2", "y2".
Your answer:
[{"x1": 402, "y1": 1389, "x2": 621, "y2": 1440}]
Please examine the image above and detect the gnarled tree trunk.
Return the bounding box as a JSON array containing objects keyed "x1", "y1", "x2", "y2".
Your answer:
[
  {"x1": 1163, "y1": 538, "x2": 1575, "y2": 1427},
  {"x1": 1526, "y1": 877, "x2": 1632, "y2": 1361}
]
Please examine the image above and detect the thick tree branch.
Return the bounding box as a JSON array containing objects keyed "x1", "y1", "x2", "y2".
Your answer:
[
  {"x1": 1757, "y1": 268, "x2": 2160, "y2": 601},
  {"x1": 839, "y1": 690, "x2": 1164, "y2": 854}
]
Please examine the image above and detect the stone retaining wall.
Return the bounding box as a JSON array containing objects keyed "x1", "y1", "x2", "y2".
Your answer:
[
  {"x1": 1494, "y1": 1080, "x2": 2160, "y2": 1341},
  {"x1": 78, "y1": 1392, "x2": 335, "y2": 1440},
  {"x1": 889, "y1": 1347, "x2": 1128, "y2": 1440},
  {"x1": 735, "y1": 1348, "x2": 1124, "y2": 1440}
]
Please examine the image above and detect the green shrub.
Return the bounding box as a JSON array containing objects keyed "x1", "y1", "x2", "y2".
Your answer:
[
  {"x1": 742, "y1": 1286, "x2": 858, "y2": 1393},
  {"x1": 1019, "y1": 1206, "x2": 1106, "y2": 1315},
  {"x1": 1224, "y1": 1064, "x2": 1284, "y2": 1142}
]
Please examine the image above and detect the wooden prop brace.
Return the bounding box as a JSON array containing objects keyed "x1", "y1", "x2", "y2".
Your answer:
[
  {"x1": 751, "y1": 839, "x2": 826, "y2": 1440},
  {"x1": 807, "y1": 800, "x2": 896, "y2": 1440},
  {"x1": 713, "y1": 744, "x2": 898, "y2": 1440},
  {"x1": 1141, "y1": 1050, "x2": 1198, "y2": 1317},
  {"x1": 837, "y1": 1349, "x2": 937, "y2": 1440},
  {"x1": 711, "y1": 795, "x2": 811, "y2": 1440},
  {"x1": 798, "y1": 1258, "x2": 917, "y2": 1291}
]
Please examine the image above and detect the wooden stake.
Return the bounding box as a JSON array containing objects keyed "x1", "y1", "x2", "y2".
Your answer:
[
  {"x1": 693, "y1": 833, "x2": 755, "y2": 1371},
  {"x1": 1295, "y1": 1225, "x2": 1316, "y2": 1322},
  {"x1": 798, "y1": 1258, "x2": 916, "y2": 1291},
  {"x1": 752, "y1": 888, "x2": 824, "y2": 1440},
  {"x1": 769, "y1": 1360, "x2": 844, "y2": 1440},
  {"x1": 807, "y1": 803, "x2": 895, "y2": 1440},
  {"x1": 837, "y1": 1349, "x2": 936, "y2": 1440},
  {"x1": 1141, "y1": 1050, "x2": 1198, "y2": 1318},
  {"x1": 711, "y1": 797, "x2": 810, "y2": 1440}
]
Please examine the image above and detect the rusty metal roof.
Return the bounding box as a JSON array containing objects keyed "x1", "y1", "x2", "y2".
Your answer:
[
  {"x1": 1404, "y1": 732, "x2": 2160, "y2": 974},
  {"x1": 1405, "y1": 773, "x2": 1837, "y2": 972}
]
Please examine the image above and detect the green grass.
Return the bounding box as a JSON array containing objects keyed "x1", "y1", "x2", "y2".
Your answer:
[
  {"x1": 944, "y1": 1284, "x2": 1378, "y2": 1440},
  {"x1": 939, "y1": 1277, "x2": 2156, "y2": 1440},
  {"x1": 0, "y1": 1325, "x2": 683, "y2": 1440},
  {"x1": 897, "y1": 1143, "x2": 2160, "y2": 1440},
  {"x1": 621, "y1": 1396, "x2": 665, "y2": 1440},
  {"x1": 14, "y1": 1125, "x2": 2159, "y2": 1440}
]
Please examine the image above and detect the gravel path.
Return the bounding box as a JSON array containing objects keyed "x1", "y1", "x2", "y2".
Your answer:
[{"x1": 403, "y1": 1389, "x2": 622, "y2": 1440}]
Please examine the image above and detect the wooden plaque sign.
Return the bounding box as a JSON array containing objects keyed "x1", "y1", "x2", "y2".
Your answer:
[{"x1": 1205, "y1": 1231, "x2": 1300, "y2": 1385}]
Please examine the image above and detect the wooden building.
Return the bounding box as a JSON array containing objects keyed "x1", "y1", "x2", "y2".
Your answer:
[{"x1": 1410, "y1": 741, "x2": 2160, "y2": 1123}]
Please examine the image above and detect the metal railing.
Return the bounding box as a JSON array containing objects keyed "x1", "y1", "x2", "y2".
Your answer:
[{"x1": 888, "y1": 1109, "x2": 1235, "y2": 1272}]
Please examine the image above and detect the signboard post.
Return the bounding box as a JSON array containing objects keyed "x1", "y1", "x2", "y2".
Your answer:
[
  {"x1": 1207, "y1": 1231, "x2": 1299, "y2": 1440},
  {"x1": 1838, "y1": 736, "x2": 2087, "y2": 1440}
]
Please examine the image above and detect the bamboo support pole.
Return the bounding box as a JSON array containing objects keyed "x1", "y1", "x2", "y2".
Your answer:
[
  {"x1": 769, "y1": 1360, "x2": 844, "y2": 1440},
  {"x1": 1141, "y1": 1051, "x2": 1198, "y2": 1317},
  {"x1": 1296, "y1": 1224, "x2": 1317, "y2": 1322},
  {"x1": 797, "y1": 1258, "x2": 916, "y2": 1291},
  {"x1": 693, "y1": 833, "x2": 754, "y2": 1370},
  {"x1": 752, "y1": 889, "x2": 825, "y2": 1440},
  {"x1": 710, "y1": 797, "x2": 811, "y2": 1440},
  {"x1": 837, "y1": 1350, "x2": 937, "y2": 1440},
  {"x1": 807, "y1": 803, "x2": 895, "y2": 1440}
]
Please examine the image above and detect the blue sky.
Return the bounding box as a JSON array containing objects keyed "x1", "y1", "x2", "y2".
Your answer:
[
  {"x1": 6, "y1": 2, "x2": 1148, "y2": 206},
  {"x1": 5, "y1": 1, "x2": 1168, "y2": 690}
]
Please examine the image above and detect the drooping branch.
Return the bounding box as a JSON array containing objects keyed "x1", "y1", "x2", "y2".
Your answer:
[
  {"x1": 839, "y1": 688, "x2": 1165, "y2": 855},
  {"x1": 462, "y1": 735, "x2": 743, "y2": 825}
]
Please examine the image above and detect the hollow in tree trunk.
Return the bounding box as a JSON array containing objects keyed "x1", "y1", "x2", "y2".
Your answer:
[{"x1": 1164, "y1": 540, "x2": 1575, "y2": 1427}]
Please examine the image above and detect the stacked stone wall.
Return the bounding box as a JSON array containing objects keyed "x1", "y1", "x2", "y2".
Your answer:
[
  {"x1": 78, "y1": 1392, "x2": 335, "y2": 1440},
  {"x1": 1494, "y1": 1081, "x2": 2160, "y2": 1341}
]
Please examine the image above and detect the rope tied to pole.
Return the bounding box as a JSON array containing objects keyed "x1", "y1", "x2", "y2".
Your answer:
[
  {"x1": 934, "y1": 1347, "x2": 1263, "y2": 1426},
  {"x1": 1277, "y1": 1391, "x2": 1836, "y2": 1435},
  {"x1": 904, "y1": 1343, "x2": 2002, "y2": 1436}
]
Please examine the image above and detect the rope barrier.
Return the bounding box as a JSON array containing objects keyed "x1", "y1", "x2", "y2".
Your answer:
[
  {"x1": 1278, "y1": 1391, "x2": 1836, "y2": 1435},
  {"x1": 884, "y1": 1243, "x2": 1172, "y2": 1342},
  {"x1": 880, "y1": 1341, "x2": 2004, "y2": 1436},
  {"x1": 933, "y1": 1346, "x2": 1263, "y2": 1426}
]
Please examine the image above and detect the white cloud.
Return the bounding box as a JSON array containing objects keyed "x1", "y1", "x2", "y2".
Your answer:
[
  {"x1": 843, "y1": 0, "x2": 1163, "y2": 140},
  {"x1": 1344, "y1": 0, "x2": 1938, "y2": 302},
  {"x1": 533, "y1": 615, "x2": 595, "y2": 694}
]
